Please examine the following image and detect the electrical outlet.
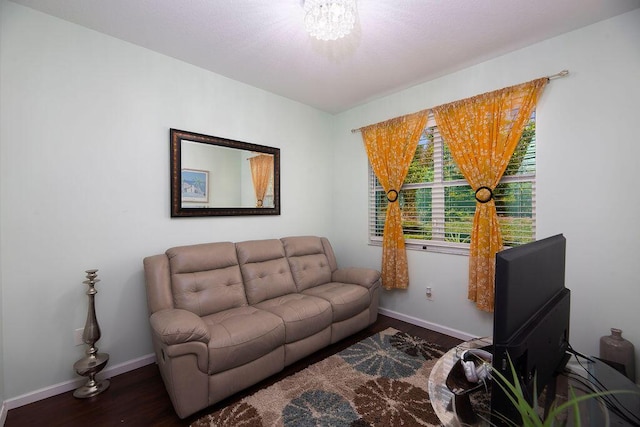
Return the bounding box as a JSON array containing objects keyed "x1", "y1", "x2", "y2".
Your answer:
[
  {"x1": 74, "y1": 328, "x2": 84, "y2": 346},
  {"x1": 426, "y1": 286, "x2": 433, "y2": 300}
]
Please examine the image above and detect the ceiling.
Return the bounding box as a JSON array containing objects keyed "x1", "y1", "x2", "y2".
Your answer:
[{"x1": 10, "y1": 0, "x2": 640, "y2": 114}]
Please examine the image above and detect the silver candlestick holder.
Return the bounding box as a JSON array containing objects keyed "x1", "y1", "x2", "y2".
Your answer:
[{"x1": 73, "y1": 269, "x2": 110, "y2": 398}]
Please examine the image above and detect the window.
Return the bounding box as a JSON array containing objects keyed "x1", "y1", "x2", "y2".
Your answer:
[{"x1": 368, "y1": 112, "x2": 536, "y2": 254}]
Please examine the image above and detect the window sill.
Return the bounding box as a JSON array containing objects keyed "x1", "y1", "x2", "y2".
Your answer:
[{"x1": 368, "y1": 238, "x2": 470, "y2": 256}]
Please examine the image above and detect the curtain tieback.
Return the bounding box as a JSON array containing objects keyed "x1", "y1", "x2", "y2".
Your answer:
[
  {"x1": 386, "y1": 189, "x2": 399, "y2": 202},
  {"x1": 475, "y1": 186, "x2": 494, "y2": 203}
]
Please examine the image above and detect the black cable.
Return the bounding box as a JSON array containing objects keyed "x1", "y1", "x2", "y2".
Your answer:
[
  {"x1": 566, "y1": 346, "x2": 640, "y2": 424},
  {"x1": 567, "y1": 346, "x2": 639, "y2": 417},
  {"x1": 566, "y1": 343, "x2": 596, "y2": 363},
  {"x1": 565, "y1": 343, "x2": 640, "y2": 426},
  {"x1": 561, "y1": 371, "x2": 635, "y2": 426},
  {"x1": 561, "y1": 364, "x2": 639, "y2": 425}
]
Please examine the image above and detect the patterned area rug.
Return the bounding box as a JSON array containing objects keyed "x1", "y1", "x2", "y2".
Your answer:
[{"x1": 191, "y1": 328, "x2": 451, "y2": 426}]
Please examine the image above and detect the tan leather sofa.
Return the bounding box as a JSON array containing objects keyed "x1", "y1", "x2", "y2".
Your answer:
[{"x1": 143, "y1": 236, "x2": 381, "y2": 418}]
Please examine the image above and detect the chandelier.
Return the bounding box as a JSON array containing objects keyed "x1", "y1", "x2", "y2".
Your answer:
[{"x1": 303, "y1": 0, "x2": 357, "y2": 41}]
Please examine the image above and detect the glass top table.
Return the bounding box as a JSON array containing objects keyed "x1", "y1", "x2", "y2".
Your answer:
[
  {"x1": 428, "y1": 337, "x2": 493, "y2": 426},
  {"x1": 428, "y1": 337, "x2": 640, "y2": 426}
]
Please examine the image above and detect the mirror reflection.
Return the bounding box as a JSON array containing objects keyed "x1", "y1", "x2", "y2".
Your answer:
[{"x1": 170, "y1": 129, "x2": 280, "y2": 217}]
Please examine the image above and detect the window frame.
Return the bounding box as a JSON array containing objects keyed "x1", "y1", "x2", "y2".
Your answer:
[{"x1": 367, "y1": 113, "x2": 536, "y2": 256}]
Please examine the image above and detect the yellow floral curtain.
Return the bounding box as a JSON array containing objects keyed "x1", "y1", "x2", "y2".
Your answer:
[
  {"x1": 249, "y1": 154, "x2": 273, "y2": 207},
  {"x1": 361, "y1": 111, "x2": 429, "y2": 290},
  {"x1": 432, "y1": 78, "x2": 547, "y2": 311}
]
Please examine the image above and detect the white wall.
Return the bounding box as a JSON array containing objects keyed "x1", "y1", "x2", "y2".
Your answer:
[
  {"x1": 0, "y1": 2, "x2": 333, "y2": 400},
  {"x1": 0, "y1": 0, "x2": 5, "y2": 419},
  {"x1": 332, "y1": 9, "x2": 640, "y2": 375},
  {"x1": 1, "y1": 1, "x2": 639, "y2": 410}
]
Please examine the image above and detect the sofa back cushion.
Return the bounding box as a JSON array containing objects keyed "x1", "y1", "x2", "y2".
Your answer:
[
  {"x1": 236, "y1": 239, "x2": 297, "y2": 305},
  {"x1": 282, "y1": 236, "x2": 333, "y2": 292},
  {"x1": 166, "y1": 242, "x2": 247, "y2": 317}
]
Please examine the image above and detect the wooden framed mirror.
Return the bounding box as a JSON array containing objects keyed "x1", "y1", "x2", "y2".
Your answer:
[{"x1": 170, "y1": 129, "x2": 280, "y2": 217}]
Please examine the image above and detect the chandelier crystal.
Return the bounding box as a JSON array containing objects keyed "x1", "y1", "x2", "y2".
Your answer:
[{"x1": 304, "y1": 0, "x2": 357, "y2": 41}]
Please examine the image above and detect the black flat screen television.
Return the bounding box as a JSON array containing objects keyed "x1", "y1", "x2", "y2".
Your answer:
[{"x1": 490, "y1": 234, "x2": 571, "y2": 425}]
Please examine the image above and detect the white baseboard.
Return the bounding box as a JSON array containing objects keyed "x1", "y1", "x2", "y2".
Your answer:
[
  {"x1": 1, "y1": 401, "x2": 7, "y2": 427},
  {"x1": 4, "y1": 353, "x2": 156, "y2": 411},
  {"x1": 0, "y1": 311, "x2": 472, "y2": 416},
  {"x1": 378, "y1": 307, "x2": 477, "y2": 341}
]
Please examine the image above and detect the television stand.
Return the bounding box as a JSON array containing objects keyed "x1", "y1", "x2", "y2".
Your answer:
[{"x1": 428, "y1": 338, "x2": 640, "y2": 426}]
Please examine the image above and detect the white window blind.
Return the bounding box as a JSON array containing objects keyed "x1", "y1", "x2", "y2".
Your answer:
[{"x1": 368, "y1": 112, "x2": 536, "y2": 254}]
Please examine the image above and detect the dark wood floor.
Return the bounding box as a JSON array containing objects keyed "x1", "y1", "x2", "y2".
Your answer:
[{"x1": 5, "y1": 315, "x2": 462, "y2": 426}]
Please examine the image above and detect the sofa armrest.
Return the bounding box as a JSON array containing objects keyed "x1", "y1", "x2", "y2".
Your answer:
[
  {"x1": 150, "y1": 308, "x2": 210, "y2": 346},
  {"x1": 332, "y1": 267, "x2": 381, "y2": 289}
]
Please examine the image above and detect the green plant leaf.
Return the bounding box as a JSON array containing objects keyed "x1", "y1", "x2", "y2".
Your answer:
[{"x1": 490, "y1": 354, "x2": 640, "y2": 427}]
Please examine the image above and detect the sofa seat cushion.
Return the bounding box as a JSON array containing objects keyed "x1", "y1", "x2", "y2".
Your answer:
[
  {"x1": 203, "y1": 306, "x2": 285, "y2": 375},
  {"x1": 255, "y1": 294, "x2": 332, "y2": 343},
  {"x1": 302, "y1": 283, "x2": 371, "y2": 323}
]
